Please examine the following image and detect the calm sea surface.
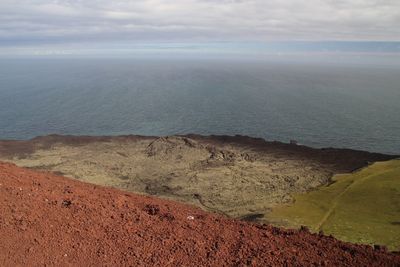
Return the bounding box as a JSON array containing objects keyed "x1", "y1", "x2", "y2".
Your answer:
[{"x1": 0, "y1": 58, "x2": 399, "y2": 154}]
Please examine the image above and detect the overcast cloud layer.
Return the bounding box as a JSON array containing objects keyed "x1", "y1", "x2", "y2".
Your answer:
[{"x1": 1, "y1": 0, "x2": 400, "y2": 46}]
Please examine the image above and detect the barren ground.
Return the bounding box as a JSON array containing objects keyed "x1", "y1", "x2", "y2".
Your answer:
[
  {"x1": 0, "y1": 134, "x2": 395, "y2": 221},
  {"x1": 1, "y1": 162, "x2": 399, "y2": 266}
]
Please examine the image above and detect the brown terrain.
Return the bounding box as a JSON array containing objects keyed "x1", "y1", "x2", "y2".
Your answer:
[
  {"x1": 1, "y1": 162, "x2": 400, "y2": 266},
  {"x1": 0, "y1": 134, "x2": 396, "y2": 222}
]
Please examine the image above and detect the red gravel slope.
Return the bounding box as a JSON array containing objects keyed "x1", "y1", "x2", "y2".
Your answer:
[{"x1": 0, "y1": 162, "x2": 399, "y2": 266}]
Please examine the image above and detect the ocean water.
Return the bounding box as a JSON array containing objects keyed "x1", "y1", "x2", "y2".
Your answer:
[{"x1": 0, "y1": 57, "x2": 399, "y2": 154}]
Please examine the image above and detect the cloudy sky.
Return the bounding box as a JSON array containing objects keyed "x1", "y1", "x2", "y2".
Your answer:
[{"x1": 1, "y1": 0, "x2": 400, "y2": 55}]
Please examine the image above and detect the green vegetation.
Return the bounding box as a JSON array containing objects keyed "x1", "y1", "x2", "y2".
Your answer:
[{"x1": 268, "y1": 160, "x2": 400, "y2": 251}]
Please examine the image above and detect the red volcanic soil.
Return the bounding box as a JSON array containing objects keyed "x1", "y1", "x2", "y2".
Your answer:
[{"x1": 0, "y1": 162, "x2": 399, "y2": 266}]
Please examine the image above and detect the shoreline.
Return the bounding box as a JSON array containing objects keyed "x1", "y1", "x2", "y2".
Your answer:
[{"x1": 1, "y1": 133, "x2": 399, "y2": 156}]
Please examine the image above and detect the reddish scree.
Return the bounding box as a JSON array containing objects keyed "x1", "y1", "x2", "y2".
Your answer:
[{"x1": 0, "y1": 162, "x2": 399, "y2": 266}]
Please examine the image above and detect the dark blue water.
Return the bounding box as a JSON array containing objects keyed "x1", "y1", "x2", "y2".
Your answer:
[{"x1": 1, "y1": 58, "x2": 399, "y2": 154}]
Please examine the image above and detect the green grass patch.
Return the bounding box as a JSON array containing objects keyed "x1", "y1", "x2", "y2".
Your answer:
[{"x1": 268, "y1": 160, "x2": 400, "y2": 251}]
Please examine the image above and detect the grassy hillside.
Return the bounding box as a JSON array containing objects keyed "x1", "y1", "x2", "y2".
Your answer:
[{"x1": 268, "y1": 159, "x2": 400, "y2": 251}]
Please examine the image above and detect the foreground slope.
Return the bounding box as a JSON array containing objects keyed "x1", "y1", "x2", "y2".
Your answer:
[
  {"x1": 268, "y1": 160, "x2": 400, "y2": 251},
  {"x1": 0, "y1": 162, "x2": 399, "y2": 266}
]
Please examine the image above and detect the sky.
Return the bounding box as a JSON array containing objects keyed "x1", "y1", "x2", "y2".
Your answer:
[{"x1": 1, "y1": 0, "x2": 400, "y2": 56}]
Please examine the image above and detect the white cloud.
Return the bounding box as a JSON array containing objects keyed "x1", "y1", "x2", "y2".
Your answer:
[{"x1": 0, "y1": 0, "x2": 399, "y2": 45}]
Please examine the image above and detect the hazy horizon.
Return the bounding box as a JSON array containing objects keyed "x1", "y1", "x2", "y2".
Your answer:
[{"x1": 1, "y1": 1, "x2": 400, "y2": 58}]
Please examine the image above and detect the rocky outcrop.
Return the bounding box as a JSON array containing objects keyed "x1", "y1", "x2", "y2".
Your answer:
[{"x1": 0, "y1": 134, "x2": 397, "y2": 222}]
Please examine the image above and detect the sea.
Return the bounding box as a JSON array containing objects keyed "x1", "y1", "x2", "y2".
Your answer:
[{"x1": 1, "y1": 56, "x2": 399, "y2": 154}]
